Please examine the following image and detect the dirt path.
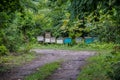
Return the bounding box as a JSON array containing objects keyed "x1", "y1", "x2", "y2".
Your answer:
[{"x1": 0, "y1": 49, "x2": 95, "y2": 80}]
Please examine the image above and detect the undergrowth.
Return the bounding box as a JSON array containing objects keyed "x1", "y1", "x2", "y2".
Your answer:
[
  {"x1": 0, "y1": 52, "x2": 35, "y2": 72},
  {"x1": 32, "y1": 42, "x2": 115, "y2": 51},
  {"x1": 77, "y1": 45, "x2": 120, "y2": 80},
  {"x1": 25, "y1": 62, "x2": 60, "y2": 80}
]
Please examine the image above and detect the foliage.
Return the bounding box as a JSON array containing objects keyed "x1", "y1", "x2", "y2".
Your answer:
[
  {"x1": 0, "y1": 0, "x2": 120, "y2": 53},
  {"x1": 25, "y1": 62, "x2": 60, "y2": 80},
  {"x1": 0, "y1": 45, "x2": 9, "y2": 56},
  {"x1": 0, "y1": 0, "x2": 22, "y2": 12},
  {"x1": 0, "y1": 52, "x2": 35, "y2": 72},
  {"x1": 77, "y1": 45, "x2": 120, "y2": 80},
  {"x1": 32, "y1": 42, "x2": 115, "y2": 51},
  {"x1": 69, "y1": 0, "x2": 120, "y2": 43},
  {"x1": 77, "y1": 54, "x2": 110, "y2": 80},
  {"x1": 107, "y1": 46, "x2": 120, "y2": 80},
  {"x1": 0, "y1": 0, "x2": 120, "y2": 75}
]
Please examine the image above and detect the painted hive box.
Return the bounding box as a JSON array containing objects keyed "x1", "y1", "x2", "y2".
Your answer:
[
  {"x1": 84, "y1": 37, "x2": 94, "y2": 44},
  {"x1": 37, "y1": 36, "x2": 44, "y2": 42},
  {"x1": 56, "y1": 37, "x2": 63, "y2": 44},
  {"x1": 51, "y1": 37, "x2": 56, "y2": 43},
  {"x1": 45, "y1": 38, "x2": 51, "y2": 43},
  {"x1": 64, "y1": 38, "x2": 72, "y2": 44},
  {"x1": 75, "y1": 37, "x2": 82, "y2": 43}
]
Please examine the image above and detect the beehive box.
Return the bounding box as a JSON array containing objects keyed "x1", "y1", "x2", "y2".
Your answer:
[
  {"x1": 93, "y1": 37, "x2": 99, "y2": 42},
  {"x1": 45, "y1": 32, "x2": 51, "y2": 38},
  {"x1": 56, "y1": 37, "x2": 63, "y2": 44},
  {"x1": 45, "y1": 38, "x2": 51, "y2": 43},
  {"x1": 75, "y1": 37, "x2": 82, "y2": 43},
  {"x1": 37, "y1": 36, "x2": 44, "y2": 42},
  {"x1": 64, "y1": 38, "x2": 72, "y2": 44},
  {"x1": 51, "y1": 37, "x2": 56, "y2": 43},
  {"x1": 84, "y1": 37, "x2": 94, "y2": 44}
]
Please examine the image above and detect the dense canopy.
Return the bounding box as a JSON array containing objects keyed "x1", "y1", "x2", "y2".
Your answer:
[{"x1": 0, "y1": 0, "x2": 120, "y2": 52}]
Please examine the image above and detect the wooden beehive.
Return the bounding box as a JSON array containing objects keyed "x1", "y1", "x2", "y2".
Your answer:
[
  {"x1": 37, "y1": 36, "x2": 44, "y2": 42},
  {"x1": 45, "y1": 32, "x2": 51, "y2": 38},
  {"x1": 51, "y1": 37, "x2": 56, "y2": 43},
  {"x1": 45, "y1": 38, "x2": 51, "y2": 43},
  {"x1": 64, "y1": 37, "x2": 72, "y2": 44},
  {"x1": 75, "y1": 37, "x2": 82, "y2": 43},
  {"x1": 84, "y1": 37, "x2": 94, "y2": 44},
  {"x1": 56, "y1": 37, "x2": 63, "y2": 44}
]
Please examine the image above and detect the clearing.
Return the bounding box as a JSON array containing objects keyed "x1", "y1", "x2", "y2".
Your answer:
[{"x1": 0, "y1": 49, "x2": 95, "y2": 80}]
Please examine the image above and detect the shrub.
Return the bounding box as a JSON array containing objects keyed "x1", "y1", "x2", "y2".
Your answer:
[
  {"x1": 107, "y1": 49, "x2": 120, "y2": 80},
  {"x1": 0, "y1": 45, "x2": 9, "y2": 56},
  {"x1": 18, "y1": 43, "x2": 32, "y2": 54},
  {"x1": 108, "y1": 62, "x2": 120, "y2": 80}
]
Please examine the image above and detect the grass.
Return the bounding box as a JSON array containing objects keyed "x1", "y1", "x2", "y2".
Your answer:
[
  {"x1": 77, "y1": 52, "x2": 111, "y2": 80},
  {"x1": 25, "y1": 62, "x2": 61, "y2": 80},
  {"x1": 9, "y1": 52, "x2": 35, "y2": 66},
  {"x1": 0, "y1": 52, "x2": 36, "y2": 72},
  {"x1": 30, "y1": 42, "x2": 116, "y2": 80},
  {"x1": 0, "y1": 42, "x2": 117, "y2": 79},
  {"x1": 32, "y1": 42, "x2": 115, "y2": 51},
  {"x1": 77, "y1": 48, "x2": 120, "y2": 80}
]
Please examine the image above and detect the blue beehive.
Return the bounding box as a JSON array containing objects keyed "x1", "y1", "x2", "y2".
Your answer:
[
  {"x1": 64, "y1": 38, "x2": 72, "y2": 44},
  {"x1": 85, "y1": 37, "x2": 94, "y2": 44}
]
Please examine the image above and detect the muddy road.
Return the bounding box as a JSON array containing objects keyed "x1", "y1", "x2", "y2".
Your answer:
[{"x1": 0, "y1": 49, "x2": 95, "y2": 80}]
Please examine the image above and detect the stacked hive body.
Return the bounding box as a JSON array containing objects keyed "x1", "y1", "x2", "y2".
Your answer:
[
  {"x1": 64, "y1": 38, "x2": 72, "y2": 44},
  {"x1": 45, "y1": 32, "x2": 51, "y2": 43}
]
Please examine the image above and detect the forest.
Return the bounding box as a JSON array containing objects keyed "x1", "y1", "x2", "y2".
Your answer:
[{"x1": 0, "y1": 0, "x2": 120, "y2": 80}]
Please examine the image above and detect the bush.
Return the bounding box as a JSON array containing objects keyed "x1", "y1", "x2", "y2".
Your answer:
[
  {"x1": 77, "y1": 45, "x2": 120, "y2": 80},
  {"x1": 107, "y1": 49, "x2": 120, "y2": 80},
  {"x1": 18, "y1": 43, "x2": 32, "y2": 54},
  {"x1": 108, "y1": 62, "x2": 120, "y2": 80},
  {"x1": 77, "y1": 53, "x2": 111, "y2": 80},
  {"x1": 0, "y1": 45, "x2": 9, "y2": 56}
]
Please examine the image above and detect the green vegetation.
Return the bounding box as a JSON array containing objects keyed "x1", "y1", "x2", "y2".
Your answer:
[
  {"x1": 0, "y1": 45, "x2": 9, "y2": 56},
  {"x1": 70, "y1": 0, "x2": 120, "y2": 43},
  {"x1": 0, "y1": 52, "x2": 35, "y2": 72},
  {"x1": 77, "y1": 45, "x2": 120, "y2": 80},
  {"x1": 0, "y1": 0, "x2": 120, "y2": 53},
  {"x1": 32, "y1": 42, "x2": 115, "y2": 51},
  {"x1": 25, "y1": 62, "x2": 60, "y2": 80},
  {"x1": 0, "y1": 0, "x2": 120, "y2": 80}
]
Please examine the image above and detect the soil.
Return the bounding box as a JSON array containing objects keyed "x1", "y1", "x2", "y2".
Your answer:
[{"x1": 0, "y1": 49, "x2": 95, "y2": 80}]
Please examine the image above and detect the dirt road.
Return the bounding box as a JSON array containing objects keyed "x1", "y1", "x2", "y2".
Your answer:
[{"x1": 0, "y1": 49, "x2": 95, "y2": 80}]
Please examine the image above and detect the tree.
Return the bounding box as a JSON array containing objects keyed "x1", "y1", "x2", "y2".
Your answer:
[{"x1": 69, "y1": 0, "x2": 120, "y2": 43}]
